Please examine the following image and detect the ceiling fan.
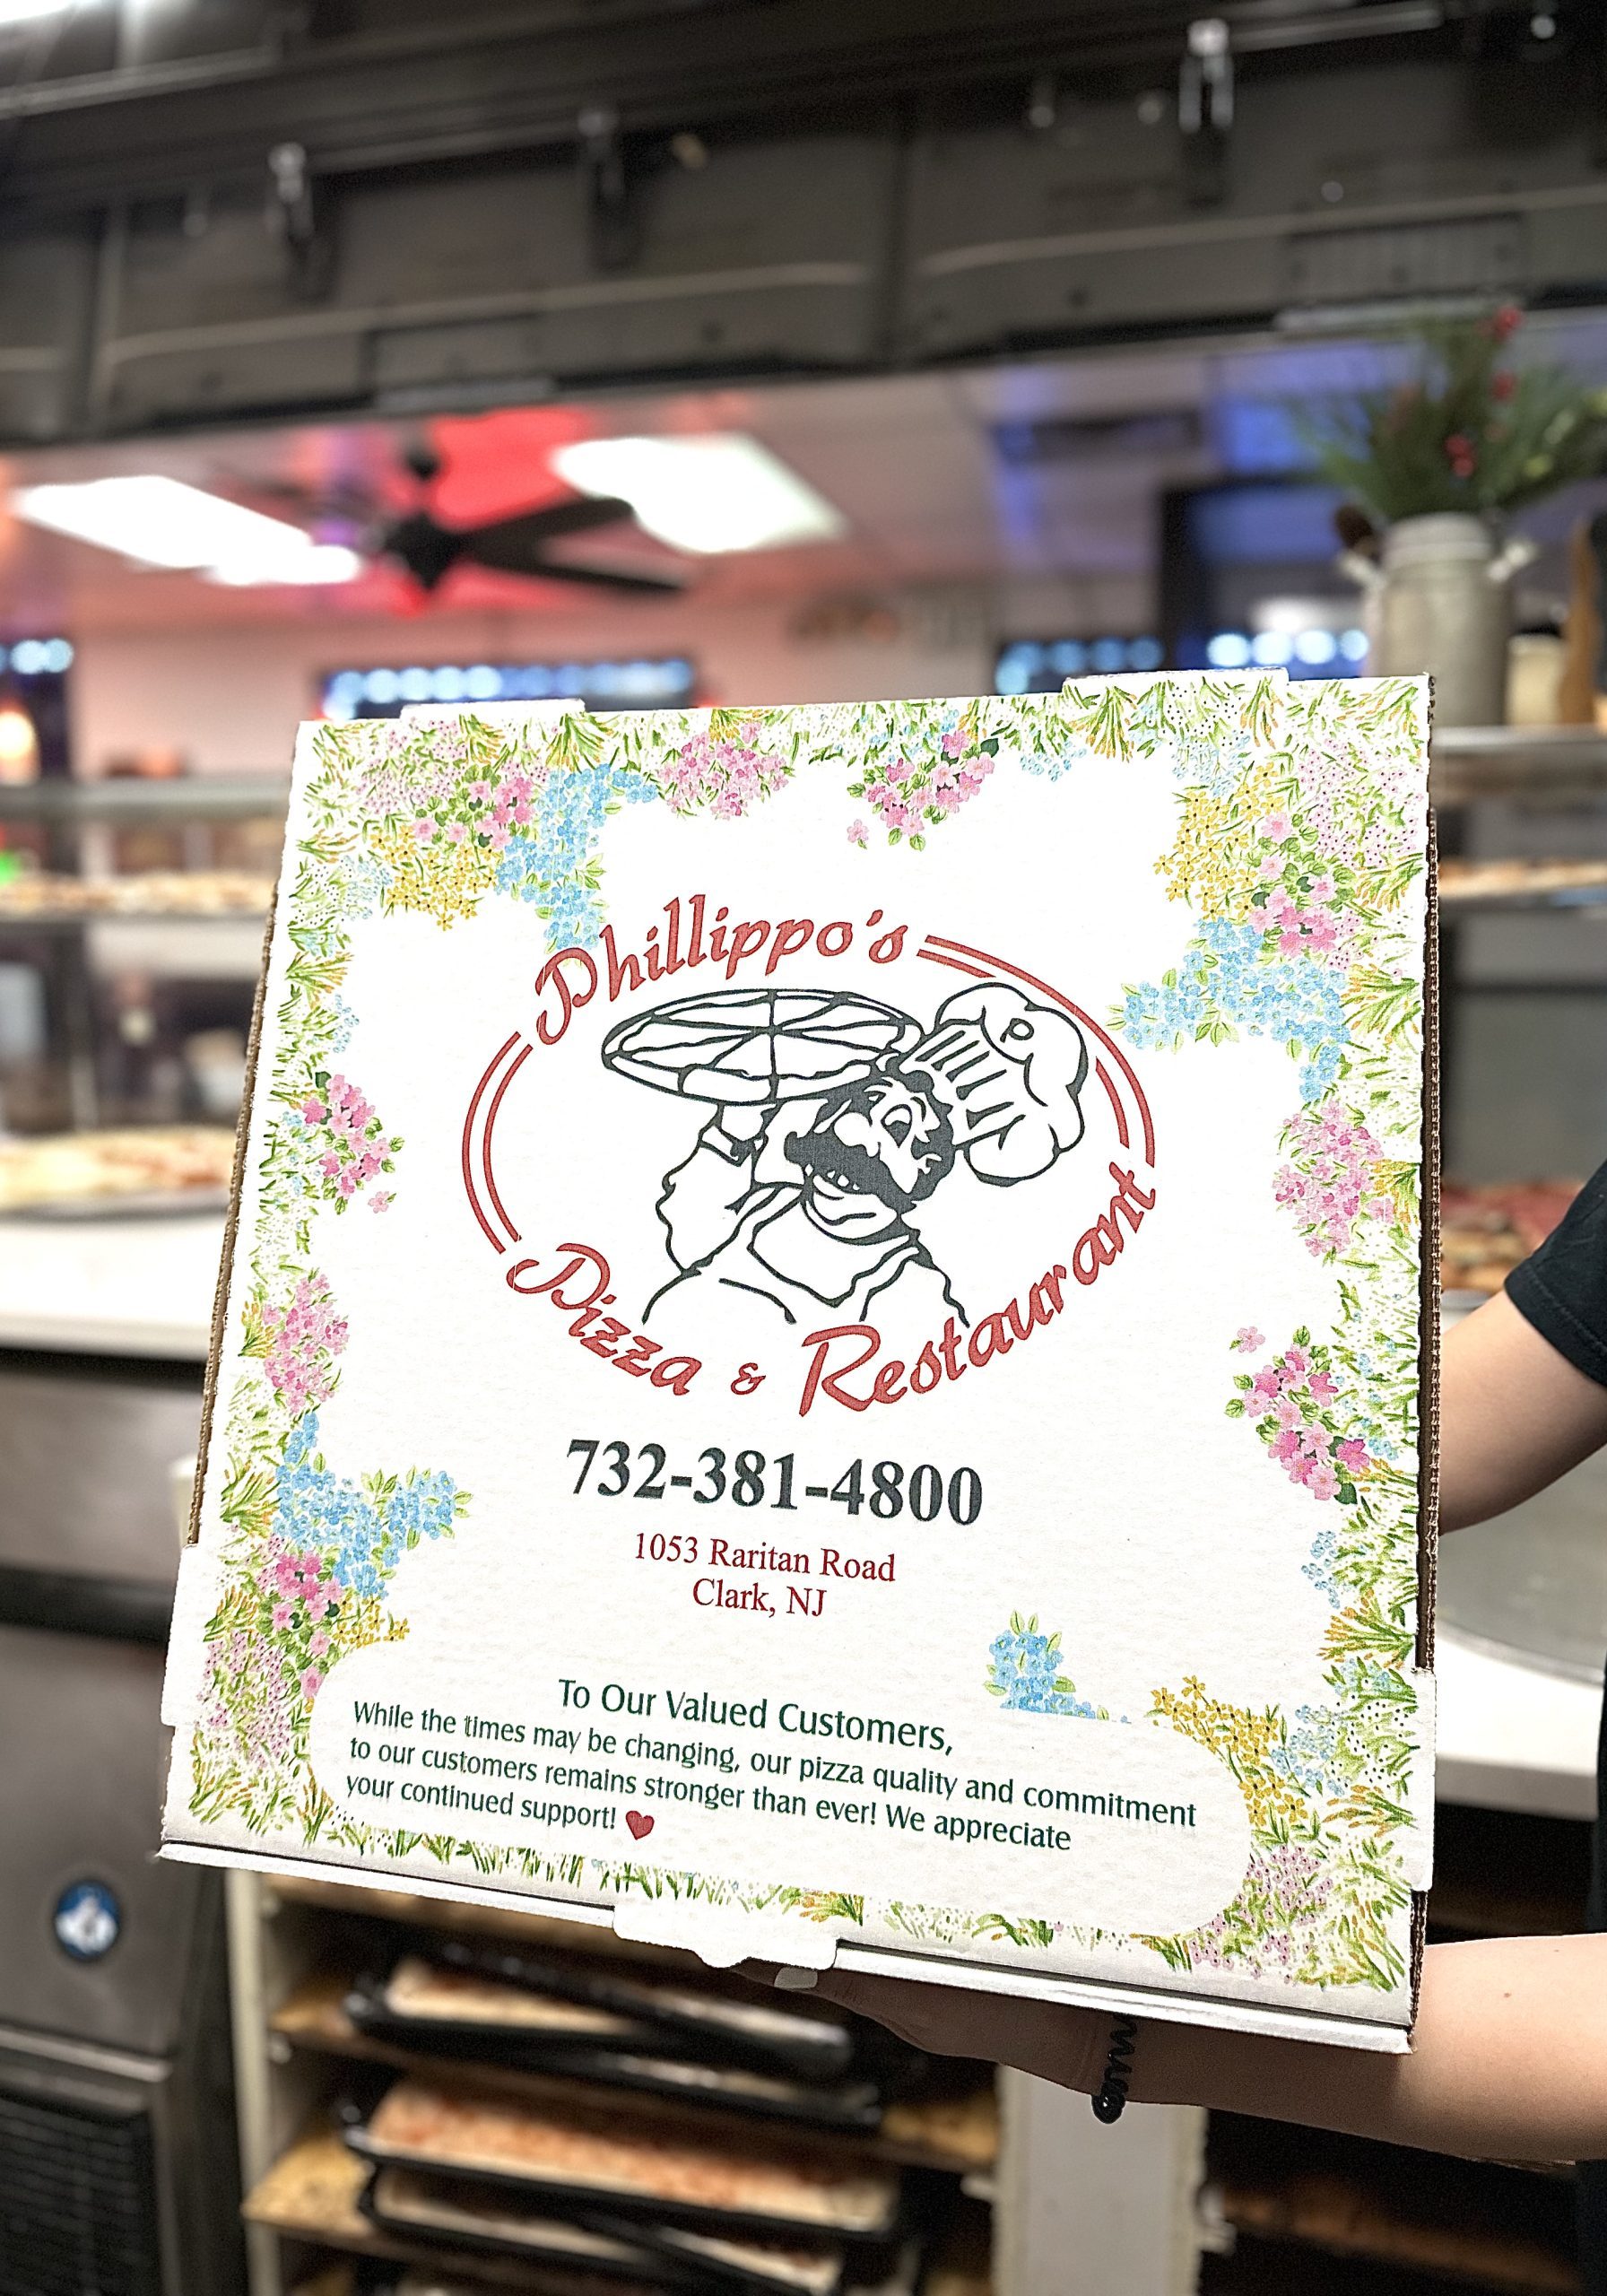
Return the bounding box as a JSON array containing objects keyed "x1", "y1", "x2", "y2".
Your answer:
[{"x1": 246, "y1": 441, "x2": 687, "y2": 597}]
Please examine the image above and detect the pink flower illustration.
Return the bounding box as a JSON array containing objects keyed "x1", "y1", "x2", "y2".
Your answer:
[
  {"x1": 1261, "y1": 812, "x2": 1293, "y2": 843},
  {"x1": 660, "y1": 726, "x2": 788, "y2": 820},
  {"x1": 370, "y1": 1191, "x2": 393, "y2": 1213},
  {"x1": 1233, "y1": 1328, "x2": 1375, "y2": 1509},
  {"x1": 847, "y1": 820, "x2": 869, "y2": 848},
  {"x1": 300, "y1": 1668, "x2": 325, "y2": 1700},
  {"x1": 1233, "y1": 1325, "x2": 1265, "y2": 1352},
  {"x1": 1274, "y1": 1104, "x2": 1385, "y2": 1259}
]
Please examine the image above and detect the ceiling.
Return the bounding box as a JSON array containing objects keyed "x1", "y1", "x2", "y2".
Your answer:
[{"x1": 4, "y1": 313, "x2": 1607, "y2": 639}]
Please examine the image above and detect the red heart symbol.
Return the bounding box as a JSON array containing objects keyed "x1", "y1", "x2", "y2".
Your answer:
[{"x1": 625, "y1": 1810, "x2": 654, "y2": 1841}]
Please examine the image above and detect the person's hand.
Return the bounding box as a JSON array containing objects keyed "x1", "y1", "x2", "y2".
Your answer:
[{"x1": 810, "y1": 1966, "x2": 1107, "y2": 2092}]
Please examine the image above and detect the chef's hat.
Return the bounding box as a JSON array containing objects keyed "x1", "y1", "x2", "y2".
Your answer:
[{"x1": 907, "y1": 982, "x2": 1089, "y2": 1184}]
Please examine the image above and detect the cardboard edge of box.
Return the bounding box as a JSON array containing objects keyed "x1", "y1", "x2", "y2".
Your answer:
[{"x1": 158, "y1": 1838, "x2": 1411, "y2": 2053}]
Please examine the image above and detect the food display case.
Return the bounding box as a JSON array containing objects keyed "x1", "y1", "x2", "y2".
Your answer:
[{"x1": 0, "y1": 773, "x2": 285, "y2": 1142}]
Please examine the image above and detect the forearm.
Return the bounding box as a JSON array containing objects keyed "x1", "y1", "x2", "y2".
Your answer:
[
  {"x1": 1440, "y1": 1292, "x2": 1607, "y2": 1530},
  {"x1": 820, "y1": 1933, "x2": 1607, "y2": 2161},
  {"x1": 1129, "y1": 1935, "x2": 1607, "y2": 2159}
]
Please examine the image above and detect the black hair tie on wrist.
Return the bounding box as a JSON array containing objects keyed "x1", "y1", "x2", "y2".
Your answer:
[{"x1": 1091, "y1": 2014, "x2": 1139, "y2": 2123}]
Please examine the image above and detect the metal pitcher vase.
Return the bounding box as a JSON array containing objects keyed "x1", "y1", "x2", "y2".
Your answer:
[{"x1": 1342, "y1": 513, "x2": 1534, "y2": 728}]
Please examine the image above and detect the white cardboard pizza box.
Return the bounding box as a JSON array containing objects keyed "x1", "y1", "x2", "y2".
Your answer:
[{"x1": 161, "y1": 673, "x2": 1436, "y2": 2048}]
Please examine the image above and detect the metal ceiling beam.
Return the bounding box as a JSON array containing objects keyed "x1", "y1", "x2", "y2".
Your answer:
[{"x1": 0, "y1": 0, "x2": 1540, "y2": 213}]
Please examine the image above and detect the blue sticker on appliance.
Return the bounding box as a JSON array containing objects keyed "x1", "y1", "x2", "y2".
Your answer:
[{"x1": 53, "y1": 1880, "x2": 121, "y2": 1961}]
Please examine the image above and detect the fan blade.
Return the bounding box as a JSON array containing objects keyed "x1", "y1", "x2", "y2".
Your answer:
[
  {"x1": 473, "y1": 554, "x2": 687, "y2": 596},
  {"x1": 457, "y1": 499, "x2": 639, "y2": 570}
]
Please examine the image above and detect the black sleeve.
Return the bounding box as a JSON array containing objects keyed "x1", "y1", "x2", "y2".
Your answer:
[{"x1": 1505, "y1": 1161, "x2": 1607, "y2": 1391}]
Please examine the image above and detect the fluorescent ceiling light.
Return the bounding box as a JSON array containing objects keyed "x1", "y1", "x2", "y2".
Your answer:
[
  {"x1": 13, "y1": 475, "x2": 360, "y2": 587},
  {"x1": 205, "y1": 543, "x2": 362, "y2": 587},
  {"x1": 551, "y1": 434, "x2": 845, "y2": 555}
]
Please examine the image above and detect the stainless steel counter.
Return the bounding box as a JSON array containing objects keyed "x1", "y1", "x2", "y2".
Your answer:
[{"x1": 0, "y1": 1212, "x2": 220, "y2": 1359}]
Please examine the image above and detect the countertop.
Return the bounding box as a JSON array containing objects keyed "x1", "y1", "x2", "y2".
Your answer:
[
  {"x1": 1437, "y1": 1631, "x2": 1598, "y2": 1822},
  {"x1": 0, "y1": 1214, "x2": 1598, "y2": 1821},
  {"x1": 0, "y1": 1210, "x2": 223, "y2": 1359}
]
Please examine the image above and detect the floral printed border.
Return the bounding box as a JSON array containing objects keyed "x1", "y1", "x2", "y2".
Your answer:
[
  {"x1": 183, "y1": 674, "x2": 1429, "y2": 2004},
  {"x1": 977, "y1": 675, "x2": 1428, "y2": 1993}
]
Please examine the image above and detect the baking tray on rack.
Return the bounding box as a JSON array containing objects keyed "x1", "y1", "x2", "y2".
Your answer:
[
  {"x1": 346, "y1": 1958, "x2": 658, "y2": 2059},
  {"x1": 358, "y1": 2167, "x2": 681, "y2": 2288},
  {"x1": 343, "y1": 1961, "x2": 885, "y2": 2131},
  {"x1": 341, "y1": 2079, "x2": 903, "y2": 2248},
  {"x1": 414, "y1": 1941, "x2": 861, "y2": 2079},
  {"x1": 360, "y1": 2163, "x2": 855, "y2": 2295}
]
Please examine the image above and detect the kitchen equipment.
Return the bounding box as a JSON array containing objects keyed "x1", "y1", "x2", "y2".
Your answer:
[{"x1": 0, "y1": 1348, "x2": 241, "y2": 2296}]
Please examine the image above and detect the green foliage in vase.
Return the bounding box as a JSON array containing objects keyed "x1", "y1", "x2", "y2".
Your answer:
[{"x1": 1305, "y1": 307, "x2": 1607, "y2": 523}]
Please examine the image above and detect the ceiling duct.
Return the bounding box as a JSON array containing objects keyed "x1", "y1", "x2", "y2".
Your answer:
[{"x1": 0, "y1": 8, "x2": 1602, "y2": 442}]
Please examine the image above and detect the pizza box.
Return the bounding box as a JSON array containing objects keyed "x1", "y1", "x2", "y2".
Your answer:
[{"x1": 161, "y1": 674, "x2": 1436, "y2": 2048}]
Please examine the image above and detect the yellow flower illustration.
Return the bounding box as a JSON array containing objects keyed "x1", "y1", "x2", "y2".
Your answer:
[
  {"x1": 1151, "y1": 1674, "x2": 1308, "y2": 1832},
  {"x1": 368, "y1": 820, "x2": 498, "y2": 927},
  {"x1": 1157, "y1": 754, "x2": 1290, "y2": 918}
]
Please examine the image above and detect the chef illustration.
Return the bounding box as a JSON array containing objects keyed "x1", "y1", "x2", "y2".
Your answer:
[{"x1": 601, "y1": 978, "x2": 1089, "y2": 1350}]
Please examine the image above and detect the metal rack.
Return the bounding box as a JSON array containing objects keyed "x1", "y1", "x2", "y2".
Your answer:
[
  {"x1": 0, "y1": 778, "x2": 291, "y2": 825},
  {"x1": 221, "y1": 1866, "x2": 1158, "y2": 2296}
]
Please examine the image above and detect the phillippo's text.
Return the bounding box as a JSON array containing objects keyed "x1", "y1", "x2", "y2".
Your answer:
[{"x1": 533, "y1": 895, "x2": 908, "y2": 1047}]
